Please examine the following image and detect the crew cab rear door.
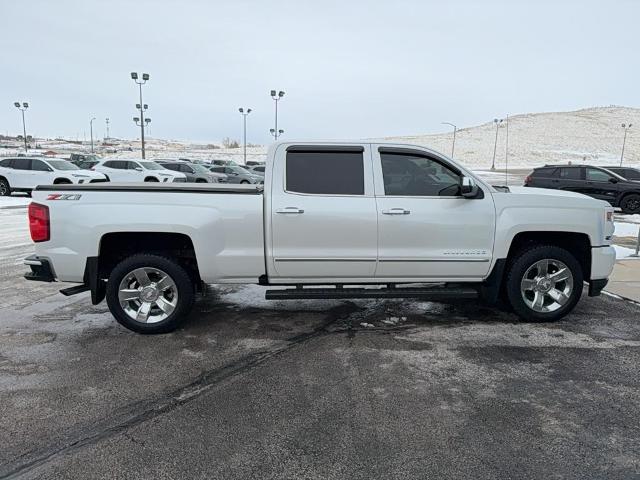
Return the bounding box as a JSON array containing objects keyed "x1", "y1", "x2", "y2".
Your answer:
[
  {"x1": 372, "y1": 145, "x2": 495, "y2": 279},
  {"x1": 268, "y1": 144, "x2": 378, "y2": 280}
]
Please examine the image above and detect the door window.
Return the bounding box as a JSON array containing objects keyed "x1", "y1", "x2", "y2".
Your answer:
[
  {"x1": 103, "y1": 160, "x2": 126, "y2": 169},
  {"x1": 179, "y1": 164, "x2": 193, "y2": 173},
  {"x1": 31, "y1": 160, "x2": 51, "y2": 171},
  {"x1": 285, "y1": 150, "x2": 364, "y2": 195},
  {"x1": 0, "y1": 159, "x2": 14, "y2": 168},
  {"x1": 162, "y1": 163, "x2": 179, "y2": 172},
  {"x1": 127, "y1": 162, "x2": 142, "y2": 170},
  {"x1": 12, "y1": 158, "x2": 31, "y2": 170},
  {"x1": 586, "y1": 168, "x2": 613, "y2": 182},
  {"x1": 380, "y1": 152, "x2": 460, "y2": 196},
  {"x1": 559, "y1": 167, "x2": 581, "y2": 180}
]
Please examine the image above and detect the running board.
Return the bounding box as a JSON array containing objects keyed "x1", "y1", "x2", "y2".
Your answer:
[
  {"x1": 265, "y1": 285, "x2": 479, "y2": 301},
  {"x1": 60, "y1": 284, "x2": 90, "y2": 296}
]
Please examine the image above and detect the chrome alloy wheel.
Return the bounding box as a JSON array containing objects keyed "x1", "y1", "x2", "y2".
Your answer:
[
  {"x1": 520, "y1": 259, "x2": 574, "y2": 313},
  {"x1": 118, "y1": 267, "x2": 178, "y2": 324}
]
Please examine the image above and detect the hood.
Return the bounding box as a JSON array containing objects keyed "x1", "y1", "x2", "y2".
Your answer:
[
  {"x1": 509, "y1": 186, "x2": 591, "y2": 200},
  {"x1": 158, "y1": 170, "x2": 186, "y2": 179},
  {"x1": 71, "y1": 170, "x2": 106, "y2": 179}
]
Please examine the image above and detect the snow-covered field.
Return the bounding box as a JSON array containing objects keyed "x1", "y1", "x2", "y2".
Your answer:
[
  {"x1": 0, "y1": 196, "x2": 30, "y2": 209},
  {"x1": 1, "y1": 106, "x2": 638, "y2": 173}
]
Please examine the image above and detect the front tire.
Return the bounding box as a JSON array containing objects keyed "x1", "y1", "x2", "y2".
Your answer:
[
  {"x1": 620, "y1": 194, "x2": 640, "y2": 214},
  {"x1": 106, "y1": 254, "x2": 195, "y2": 334},
  {"x1": 0, "y1": 178, "x2": 11, "y2": 196},
  {"x1": 505, "y1": 245, "x2": 583, "y2": 322},
  {"x1": 240, "y1": 180, "x2": 250, "y2": 184}
]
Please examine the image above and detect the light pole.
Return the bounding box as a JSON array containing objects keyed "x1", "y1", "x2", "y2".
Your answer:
[
  {"x1": 270, "y1": 89, "x2": 285, "y2": 140},
  {"x1": 491, "y1": 118, "x2": 504, "y2": 171},
  {"x1": 505, "y1": 114, "x2": 509, "y2": 185},
  {"x1": 89, "y1": 117, "x2": 96, "y2": 153},
  {"x1": 131, "y1": 72, "x2": 150, "y2": 159},
  {"x1": 441, "y1": 122, "x2": 457, "y2": 157},
  {"x1": 239, "y1": 107, "x2": 252, "y2": 164},
  {"x1": 14, "y1": 102, "x2": 29, "y2": 152},
  {"x1": 105, "y1": 117, "x2": 110, "y2": 139},
  {"x1": 620, "y1": 123, "x2": 632, "y2": 166}
]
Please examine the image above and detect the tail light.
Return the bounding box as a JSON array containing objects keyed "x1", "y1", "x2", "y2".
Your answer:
[
  {"x1": 29, "y1": 202, "x2": 50, "y2": 242},
  {"x1": 524, "y1": 175, "x2": 532, "y2": 185}
]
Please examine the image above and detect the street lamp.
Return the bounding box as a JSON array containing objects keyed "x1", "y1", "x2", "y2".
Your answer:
[
  {"x1": 491, "y1": 118, "x2": 504, "y2": 170},
  {"x1": 239, "y1": 107, "x2": 252, "y2": 164},
  {"x1": 145, "y1": 118, "x2": 151, "y2": 136},
  {"x1": 89, "y1": 117, "x2": 96, "y2": 153},
  {"x1": 270, "y1": 89, "x2": 285, "y2": 140},
  {"x1": 14, "y1": 102, "x2": 29, "y2": 152},
  {"x1": 131, "y1": 71, "x2": 150, "y2": 158},
  {"x1": 105, "y1": 117, "x2": 110, "y2": 139},
  {"x1": 620, "y1": 123, "x2": 633, "y2": 166},
  {"x1": 441, "y1": 122, "x2": 457, "y2": 157}
]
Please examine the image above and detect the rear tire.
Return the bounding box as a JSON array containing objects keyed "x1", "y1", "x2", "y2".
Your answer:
[
  {"x1": 620, "y1": 194, "x2": 640, "y2": 214},
  {"x1": 505, "y1": 245, "x2": 583, "y2": 322},
  {"x1": 106, "y1": 254, "x2": 195, "y2": 334},
  {"x1": 0, "y1": 178, "x2": 11, "y2": 196}
]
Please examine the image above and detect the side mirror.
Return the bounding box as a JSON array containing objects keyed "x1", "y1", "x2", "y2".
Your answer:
[
  {"x1": 460, "y1": 176, "x2": 479, "y2": 198},
  {"x1": 135, "y1": 167, "x2": 143, "y2": 172},
  {"x1": 608, "y1": 177, "x2": 618, "y2": 183}
]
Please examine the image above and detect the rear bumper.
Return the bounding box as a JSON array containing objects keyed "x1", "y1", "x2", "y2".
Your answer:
[{"x1": 24, "y1": 255, "x2": 55, "y2": 282}]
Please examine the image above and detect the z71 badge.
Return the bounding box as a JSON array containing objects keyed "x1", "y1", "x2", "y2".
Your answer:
[{"x1": 46, "y1": 194, "x2": 82, "y2": 201}]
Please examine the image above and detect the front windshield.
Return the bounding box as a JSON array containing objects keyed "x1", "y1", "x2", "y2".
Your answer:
[
  {"x1": 140, "y1": 161, "x2": 165, "y2": 170},
  {"x1": 47, "y1": 160, "x2": 80, "y2": 171},
  {"x1": 191, "y1": 164, "x2": 211, "y2": 174}
]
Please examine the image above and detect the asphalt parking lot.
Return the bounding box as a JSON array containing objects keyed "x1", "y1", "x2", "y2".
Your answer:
[{"x1": 1, "y1": 206, "x2": 640, "y2": 479}]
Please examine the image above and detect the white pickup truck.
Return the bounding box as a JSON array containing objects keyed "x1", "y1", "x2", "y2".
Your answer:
[{"x1": 24, "y1": 141, "x2": 616, "y2": 334}]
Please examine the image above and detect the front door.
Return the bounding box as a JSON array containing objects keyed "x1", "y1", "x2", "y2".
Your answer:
[
  {"x1": 583, "y1": 167, "x2": 619, "y2": 204},
  {"x1": 373, "y1": 146, "x2": 495, "y2": 280},
  {"x1": 268, "y1": 144, "x2": 378, "y2": 281}
]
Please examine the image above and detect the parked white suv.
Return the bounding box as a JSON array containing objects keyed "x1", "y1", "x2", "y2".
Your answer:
[
  {"x1": 0, "y1": 157, "x2": 108, "y2": 196},
  {"x1": 92, "y1": 159, "x2": 186, "y2": 183}
]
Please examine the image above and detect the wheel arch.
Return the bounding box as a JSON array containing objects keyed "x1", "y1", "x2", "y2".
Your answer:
[
  {"x1": 53, "y1": 177, "x2": 72, "y2": 184},
  {"x1": 483, "y1": 231, "x2": 591, "y2": 305},
  {"x1": 91, "y1": 232, "x2": 202, "y2": 304}
]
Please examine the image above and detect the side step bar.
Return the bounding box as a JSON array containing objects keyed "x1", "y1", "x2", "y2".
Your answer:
[
  {"x1": 60, "y1": 284, "x2": 90, "y2": 296},
  {"x1": 265, "y1": 285, "x2": 479, "y2": 301}
]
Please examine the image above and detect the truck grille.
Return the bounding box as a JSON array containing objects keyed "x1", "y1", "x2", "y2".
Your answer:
[
  {"x1": 89, "y1": 178, "x2": 108, "y2": 183},
  {"x1": 172, "y1": 178, "x2": 186, "y2": 183}
]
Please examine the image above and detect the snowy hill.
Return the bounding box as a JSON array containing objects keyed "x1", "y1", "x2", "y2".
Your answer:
[
  {"x1": 1, "y1": 106, "x2": 637, "y2": 171},
  {"x1": 382, "y1": 106, "x2": 640, "y2": 169}
]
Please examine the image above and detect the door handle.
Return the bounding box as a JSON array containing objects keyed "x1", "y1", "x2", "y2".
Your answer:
[
  {"x1": 382, "y1": 208, "x2": 410, "y2": 215},
  {"x1": 276, "y1": 207, "x2": 304, "y2": 214}
]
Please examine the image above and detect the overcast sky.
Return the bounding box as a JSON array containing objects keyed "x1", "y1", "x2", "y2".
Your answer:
[{"x1": 1, "y1": 0, "x2": 638, "y2": 143}]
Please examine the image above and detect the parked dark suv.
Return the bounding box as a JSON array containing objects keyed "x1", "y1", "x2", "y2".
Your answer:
[
  {"x1": 602, "y1": 166, "x2": 640, "y2": 181},
  {"x1": 524, "y1": 165, "x2": 640, "y2": 214}
]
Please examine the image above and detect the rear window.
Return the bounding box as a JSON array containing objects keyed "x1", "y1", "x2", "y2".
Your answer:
[
  {"x1": 286, "y1": 149, "x2": 364, "y2": 195},
  {"x1": 532, "y1": 168, "x2": 558, "y2": 178},
  {"x1": 559, "y1": 167, "x2": 581, "y2": 180}
]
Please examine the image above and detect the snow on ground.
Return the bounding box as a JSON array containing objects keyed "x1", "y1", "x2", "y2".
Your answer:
[
  {"x1": 614, "y1": 244, "x2": 640, "y2": 260},
  {"x1": 0, "y1": 195, "x2": 30, "y2": 209},
  {"x1": 615, "y1": 222, "x2": 640, "y2": 238}
]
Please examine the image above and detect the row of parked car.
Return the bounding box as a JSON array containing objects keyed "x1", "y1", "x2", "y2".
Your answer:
[
  {"x1": 0, "y1": 155, "x2": 266, "y2": 196},
  {"x1": 524, "y1": 164, "x2": 640, "y2": 214}
]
